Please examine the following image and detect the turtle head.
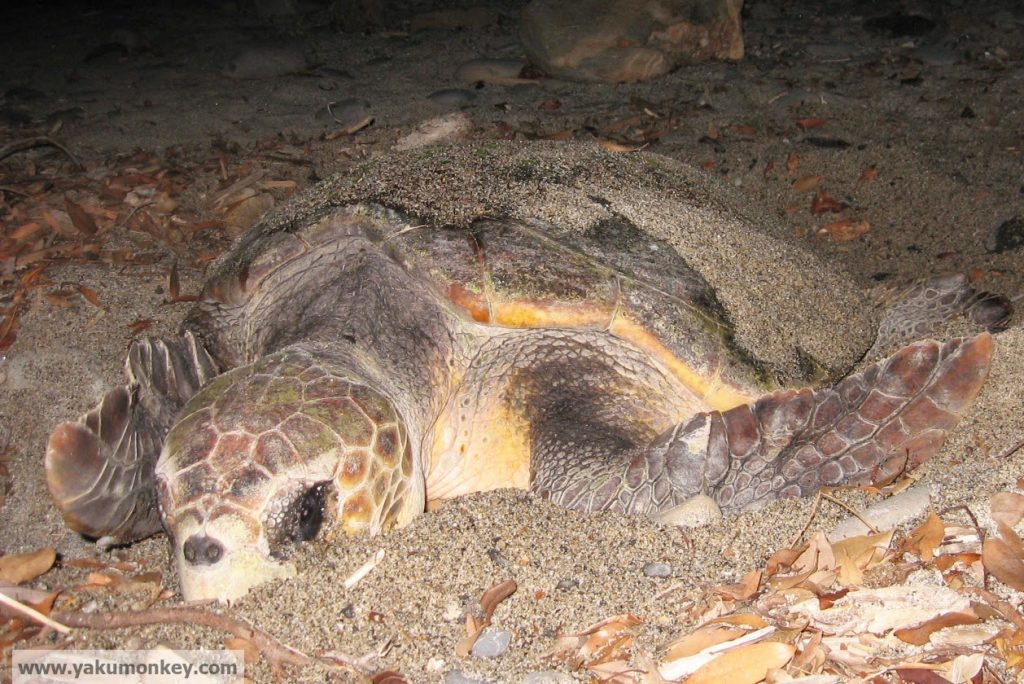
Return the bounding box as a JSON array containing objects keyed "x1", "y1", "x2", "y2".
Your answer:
[{"x1": 155, "y1": 348, "x2": 420, "y2": 602}]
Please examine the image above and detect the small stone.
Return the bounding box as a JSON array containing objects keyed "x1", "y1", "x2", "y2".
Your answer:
[
  {"x1": 317, "y1": 98, "x2": 373, "y2": 131},
  {"x1": 471, "y1": 627, "x2": 512, "y2": 658},
  {"x1": 643, "y1": 561, "x2": 672, "y2": 577},
  {"x1": 987, "y1": 217, "x2": 1024, "y2": 253},
  {"x1": 555, "y1": 578, "x2": 578, "y2": 591},
  {"x1": 428, "y1": 88, "x2": 477, "y2": 107}
]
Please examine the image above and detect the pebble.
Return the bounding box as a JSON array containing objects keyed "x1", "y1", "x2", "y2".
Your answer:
[
  {"x1": 428, "y1": 88, "x2": 477, "y2": 108},
  {"x1": 316, "y1": 98, "x2": 373, "y2": 128},
  {"x1": 470, "y1": 627, "x2": 512, "y2": 658},
  {"x1": 643, "y1": 561, "x2": 672, "y2": 578}
]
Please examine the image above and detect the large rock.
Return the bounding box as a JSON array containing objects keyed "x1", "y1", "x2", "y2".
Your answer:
[{"x1": 520, "y1": 0, "x2": 744, "y2": 83}]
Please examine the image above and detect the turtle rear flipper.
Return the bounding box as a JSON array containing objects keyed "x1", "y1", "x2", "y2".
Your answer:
[
  {"x1": 46, "y1": 333, "x2": 217, "y2": 543},
  {"x1": 704, "y1": 333, "x2": 993, "y2": 512},
  {"x1": 867, "y1": 273, "x2": 1011, "y2": 359}
]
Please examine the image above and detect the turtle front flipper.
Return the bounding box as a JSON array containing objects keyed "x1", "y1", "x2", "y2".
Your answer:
[
  {"x1": 46, "y1": 333, "x2": 217, "y2": 544},
  {"x1": 700, "y1": 333, "x2": 993, "y2": 512}
]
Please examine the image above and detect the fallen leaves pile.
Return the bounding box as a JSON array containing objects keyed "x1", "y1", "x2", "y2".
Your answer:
[
  {"x1": 0, "y1": 129, "x2": 304, "y2": 353},
  {"x1": 545, "y1": 487, "x2": 1024, "y2": 683}
]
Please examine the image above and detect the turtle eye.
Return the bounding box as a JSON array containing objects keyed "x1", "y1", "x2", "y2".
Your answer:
[{"x1": 292, "y1": 482, "x2": 330, "y2": 542}]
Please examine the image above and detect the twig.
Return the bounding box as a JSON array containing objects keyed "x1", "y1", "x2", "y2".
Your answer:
[
  {"x1": 0, "y1": 136, "x2": 80, "y2": 168},
  {"x1": 52, "y1": 605, "x2": 357, "y2": 678},
  {"x1": 790, "y1": 489, "x2": 879, "y2": 547},
  {"x1": 0, "y1": 590, "x2": 71, "y2": 633},
  {"x1": 994, "y1": 437, "x2": 1024, "y2": 461}
]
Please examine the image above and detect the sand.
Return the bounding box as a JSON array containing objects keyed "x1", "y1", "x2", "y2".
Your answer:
[{"x1": 1, "y1": 0, "x2": 1022, "y2": 681}]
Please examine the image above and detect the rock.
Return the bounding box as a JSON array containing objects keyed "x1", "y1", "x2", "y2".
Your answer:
[
  {"x1": 987, "y1": 217, "x2": 1024, "y2": 253},
  {"x1": 862, "y1": 12, "x2": 936, "y2": 37},
  {"x1": 394, "y1": 112, "x2": 473, "y2": 151},
  {"x1": 828, "y1": 486, "x2": 931, "y2": 541},
  {"x1": 454, "y1": 59, "x2": 535, "y2": 86},
  {"x1": 428, "y1": 88, "x2": 477, "y2": 108},
  {"x1": 317, "y1": 98, "x2": 374, "y2": 133},
  {"x1": 643, "y1": 561, "x2": 673, "y2": 577},
  {"x1": 520, "y1": 0, "x2": 744, "y2": 84},
  {"x1": 471, "y1": 628, "x2": 512, "y2": 658}
]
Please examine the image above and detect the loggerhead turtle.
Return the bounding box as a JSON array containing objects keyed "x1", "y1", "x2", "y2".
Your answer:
[{"x1": 44, "y1": 144, "x2": 1005, "y2": 602}]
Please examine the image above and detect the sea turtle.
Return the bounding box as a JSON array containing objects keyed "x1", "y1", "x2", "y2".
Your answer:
[{"x1": 44, "y1": 143, "x2": 1005, "y2": 602}]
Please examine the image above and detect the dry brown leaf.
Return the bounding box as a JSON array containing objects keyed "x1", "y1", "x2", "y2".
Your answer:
[
  {"x1": 796, "y1": 117, "x2": 829, "y2": 129},
  {"x1": 991, "y1": 492, "x2": 1024, "y2": 528},
  {"x1": 833, "y1": 529, "x2": 894, "y2": 585},
  {"x1": 985, "y1": 538, "x2": 1024, "y2": 591},
  {"x1": 817, "y1": 219, "x2": 870, "y2": 241},
  {"x1": 455, "y1": 579, "x2": 517, "y2": 657},
  {"x1": 129, "y1": 319, "x2": 155, "y2": 333},
  {"x1": 8, "y1": 222, "x2": 42, "y2": 242},
  {"x1": 792, "y1": 175, "x2": 821, "y2": 192},
  {"x1": 997, "y1": 521, "x2": 1024, "y2": 557},
  {"x1": 906, "y1": 510, "x2": 945, "y2": 561},
  {"x1": 716, "y1": 569, "x2": 762, "y2": 599},
  {"x1": 686, "y1": 642, "x2": 795, "y2": 684},
  {"x1": 65, "y1": 198, "x2": 98, "y2": 236},
  {"x1": 595, "y1": 138, "x2": 637, "y2": 153},
  {"x1": 76, "y1": 285, "x2": 103, "y2": 309},
  {"x1": 785, "y1": 152, "x2": 799, "y2": 176},
  {"x1": 809, "y1": 191, "x2": 849, "y2": 215},
  {"x1": 893, "y1": 610, "x2": 981, "y2": 645},
  {"x1": 860, "y1": 165, "x2": 877, "y2": 182},
  {"x1": 0, "y1": 548, "x2": 56, "y2": 584},
  {"x1": 732, "y1": 124, "x2": 757, "y2": 137},
  {"x1": 896, "y1": 667, "x2": 958, "y2": 684},
  {"x1": 665, "y1": 625, "x2": 748, "y2": 660}
]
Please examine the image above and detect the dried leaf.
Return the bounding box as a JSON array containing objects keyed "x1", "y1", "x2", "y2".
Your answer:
[
  {"x1": 860, "y1": 165, "x2": 877, "y2": 182},
  {"x1": 810, "y1": 191, "x2": 849, "y2": 215},
  {"x1": 129, "y1": 319, "x2": 155, "y2": 333},
  {"x1": 785, "y1": 152, "x2": 799, "y2": 176},
  {"x1": 0, "y1": 549, "x2": 56, "y2": 584},
  {"x1": 686, "y1": 642, "x2": 795, "y2": 684},
  {"x1": 731, "y1": 124, "x2": 757, "y2": 137},
  {"x1": 370, "y1": 671, "x2": 409, "y2": 684},
  {"x1": 796, "y1": 117, "x2": 829, "y2": 129},
  {"x1": 991, "y1": 492, "x2": 1024, "y2": 528},
  {"x1": 792, "y1": 175, "x2": 822, "y2": 192},
  {"x1": 65, "y1": 198, "x2": 98, "y2": 236},
  {"x1": 984, "y1": 538, "x2": 1024, "y2": 591},
  {"x1": 665, "y1": 625, "x2": 748, "y2": 660},
  {"x1": 906, "y1": 511, "x2": 946, "y2": 561},
  {"x1": 76, "y1": 285, "x2": 102, "y2": 309},
  {"x1": 817, "y1": 219, "x2": 870, "y2": 241},
  {"x1": 894, "y1": 610, "x2": 980, "y2": 645},
  {"x1": 595, "y1": 138, "x2": 637, "y2": 153},
  {"x1": 896, "y1": 667, "x2": 959, "y2": 684}
]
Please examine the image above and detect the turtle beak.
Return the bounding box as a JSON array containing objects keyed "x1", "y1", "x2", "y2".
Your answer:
[{"x1": 172, "y1": 512, "x2": 296, "y2": 602}]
